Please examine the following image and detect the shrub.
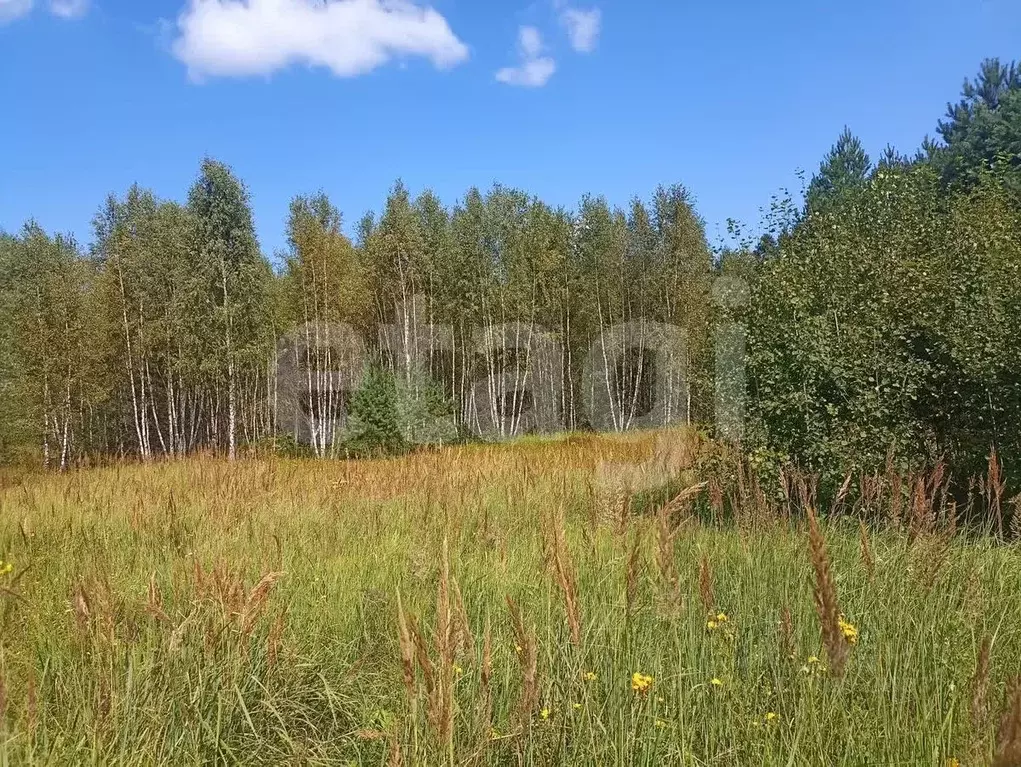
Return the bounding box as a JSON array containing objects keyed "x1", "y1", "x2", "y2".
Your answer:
[
  {"x1": 344, "y1": 367, "x2": 408, "y2": 457},
  {"x1": 745, "y1": 165, "x2": 1021, "y2": 494}
]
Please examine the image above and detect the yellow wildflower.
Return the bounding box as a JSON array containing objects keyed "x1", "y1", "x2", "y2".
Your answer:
[
  {"x1": 514, "y1": 644, "x2": 522, "y2": 654},
  {"x1": 584, "y1": 671, "x2": 597, "y2": 682},
  {"x1": 0, "y1": 560, "x2": 11, "y2": 576},
  {"x1": 710, "y1": 677, "x2": 723, "y2": 687},
  {"x1": 655, "y1": 719, "x2": 666, "y2": 728},
  {"x1": 801, "y1": 656, "x2": 827, "y2": 676},
  {"x1": 838, "y1": 615, "x2": 859, "y2": 645},
  {"x1": 572, "y1": 702, "x2": 582, "y2": 711},
  {"x1": 716, "y1": 612, "x2": 728, "y2": 623},
  {"x1": 453, "y1": 664, "x2": 464, "y2": 676},
  {"x1": 706, "y1": 620, "x2": 717, "y2": 630},
  {"x1": 765, "y1": 712, "x2": 778, "y2": 722},
  {"x1": 631, "y1": 672, "x2": 654, "y2": 695},
  {"x1": 540, "y1": 707, "x2": 550, "y2": 720}
]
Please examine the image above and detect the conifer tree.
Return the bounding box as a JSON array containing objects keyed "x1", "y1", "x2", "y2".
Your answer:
[
  {"x1": 805, "y1": 128, "x2": 872, "y2": 212},
  {"x1": 935, "y1": 58, "x2": 1021, "y2": 191}
]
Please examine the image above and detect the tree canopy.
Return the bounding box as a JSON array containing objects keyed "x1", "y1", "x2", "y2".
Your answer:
[{"x1": 0, "y1": 56, "x2": 1018, "y2": 502}]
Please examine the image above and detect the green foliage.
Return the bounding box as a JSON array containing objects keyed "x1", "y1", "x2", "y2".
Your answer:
[
  {"x1": 747, "y1": 56, "x2": 1021, "y2": 494},
  {"x1": 395, "y1": 370, "x2": 459, "y2": 447},
  {"x1": 0, "y1": 55, "x2": 1017, "y2": 490},
  {"x1": 805, "y1": 127, "x2": 872, "y2": 212},
  {"x1": 345, "y1": 367, "x2": 408, "y2": 457},
  {"x1": 188, "y1": 158, "x2": 271, "y2": 374},
  {"x1": 0, "y1": 170, "x2": 714, "y2": 465},
  {"x1": 747, "y1": 162, "x2": 1021, "y2": 486},
  {"x1": 934, "y1": 58, "x2": 1021, "y2": 193},
  {"x1": 1, "y1": 224, "x2": 106, "y2": 468},
  {"x1": 0, "y1": 233, "x2": 27, "y2": 460}
]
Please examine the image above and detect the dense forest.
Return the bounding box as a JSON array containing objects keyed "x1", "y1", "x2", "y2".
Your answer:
[{"x1": 1, "y1": 57, "x2": 1018, "y2": 490}]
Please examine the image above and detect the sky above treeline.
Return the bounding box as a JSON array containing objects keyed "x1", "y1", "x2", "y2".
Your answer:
[{"x1": 1, "y1": 0, "x2": 1019, "y2": 259}]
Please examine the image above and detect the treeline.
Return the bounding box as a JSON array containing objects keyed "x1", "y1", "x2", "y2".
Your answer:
[
  {"x1": 0, "y1": 57, "x2": 1019, "y2": 493},
  {"x1": 0, "y1": 165, "x2": 717, "y2": 467}
]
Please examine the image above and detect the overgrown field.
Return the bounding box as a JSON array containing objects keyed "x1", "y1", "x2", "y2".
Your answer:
[{"x1": 0, "y1": 430, "x2": 1019, "y2": 765}]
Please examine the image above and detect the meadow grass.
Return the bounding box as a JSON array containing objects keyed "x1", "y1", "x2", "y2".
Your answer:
[{"x1": 0, "y1": 429, "x2": 1019, "y2": 765}]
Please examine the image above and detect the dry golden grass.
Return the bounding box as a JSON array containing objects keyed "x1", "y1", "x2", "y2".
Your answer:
[{"x1": 0, "y1": 427, "x2": 1019, "y2": 765}]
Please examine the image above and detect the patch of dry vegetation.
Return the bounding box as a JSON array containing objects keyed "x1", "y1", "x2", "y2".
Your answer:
[{"x1": 0, "y1": 428, "x2": 1019, "y2": 765}]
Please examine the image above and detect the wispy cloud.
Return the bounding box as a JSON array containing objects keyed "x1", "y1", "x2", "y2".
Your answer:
[
  {"x1": 0, "y1": 0, "x2": 89, "y2": 23},
  {"x1": 552, "y1": 0, "x2": 600, "y2": 53},
  {"x1": 171, "y1": 0, "x2": 470, "y2": 81},
  {"x1": 559, "y1": 6, "x2": 600, "y2": 53},
  {"x1": 495, "y1": 25, "x2": 556, "y2": 88},
  {"x1": 49, "y1": 0, "x2": 88, "y2": 18},
  {"x1": 0, "y1": 0, "x2": 32, "y2": 23}
]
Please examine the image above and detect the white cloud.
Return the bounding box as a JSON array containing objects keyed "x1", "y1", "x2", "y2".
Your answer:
[
  {"x1": 0, "y1": 0, "x2": 34, "y2": 23},
  {"x1": 560, "y1": 6, "x2": 599, "y2": 53},
  {"x1": 49, "y1": 0, "x2": 88, "y2": 18},
  {"x1": 518, "y1": 25, "x2": 542, "y2": 59},
  {"x1": 171, "y1": 0, "x2": 470, "y2": 81},
  {"x1": 496, "y1": 56, "x2": 555, "y2": 88},
  {"x1": 495, "y1": 25, "x2": 555, "y2": 88}
]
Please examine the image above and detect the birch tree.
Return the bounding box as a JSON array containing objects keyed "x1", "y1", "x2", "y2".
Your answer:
[
  {"x1": 280, "y1": 192, "x2": 369, "y2": 456},
  {"x1": 187, "y1": 158, "x2": 269, "y2": 460}
]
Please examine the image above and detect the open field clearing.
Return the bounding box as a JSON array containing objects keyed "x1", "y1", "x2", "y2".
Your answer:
[{"x1": 1, "y1": 430, "x2": 1020, "y2": 765}]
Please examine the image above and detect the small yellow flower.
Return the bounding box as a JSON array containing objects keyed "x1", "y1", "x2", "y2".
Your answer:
[
  {"x1": 540, "y1": 707, "x2": 550, "y2": 720},
  {"x1": 948, "y1": 758, "x2": 960, "y2": 767},
  {"x1": 631, "y1": 672, "x2": 654, "y2": 695},
  {"x1": 655, "y1": 695, "x2": 665, "y2": 704},
  {"x1": 453, "y1": 664, "x2": 464, "y2": 676},
  {"x1": 514, "y1": 644, "x2": 523, "y2": 654},
  {"x1": 838, "y1": 615, "x2": 859, "y2": 645},
  {"x1": 801, "y1": 657, "x2": 826, "y2": 676},
  {"x1": 706, "y1": 619, "x2": 718, "y2": 630},
  {"x1": 710, "y1": 677, "x2": 723, "y2": 687},
  {"x1": 765, "y1": 712, "x2": 778, "y2": 722},
  {"x1": 716, "y1": 612, "x2": 728, "y2": 623},
  {"x1": 572, "y1": 702, "x2": 582, "y2": 711},
  {"x1": 655, "y1": 719, "x2": 666, "y2": 728},
  {"x1": 584, "y1": 671, "x2": 598, "y2": 682},
  {"x1": 0, "y1": 560, "x2": 12, "y2": 576}
]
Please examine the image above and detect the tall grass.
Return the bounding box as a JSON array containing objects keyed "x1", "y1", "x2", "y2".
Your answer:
[{"x1": 0, "y1": 429, "x2": 1019, "y2": 765}]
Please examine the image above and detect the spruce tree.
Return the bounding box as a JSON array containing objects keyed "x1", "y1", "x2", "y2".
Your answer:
[
  {"x1": 346, "y1": 367, "x2": 407, "y2": 456},
  {"x1": 805, "y1": 128, "x2": 871, "y2": 212}
]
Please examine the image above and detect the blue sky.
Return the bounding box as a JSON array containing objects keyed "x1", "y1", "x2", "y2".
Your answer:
[{"x1": 1, "y1": 0, "x2": 1019, "y2": 260}]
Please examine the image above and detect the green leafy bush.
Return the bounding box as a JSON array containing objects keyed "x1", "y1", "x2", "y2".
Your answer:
[{"x1": 746, "y1": 164, "x2": 1021, "y2": 491}]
